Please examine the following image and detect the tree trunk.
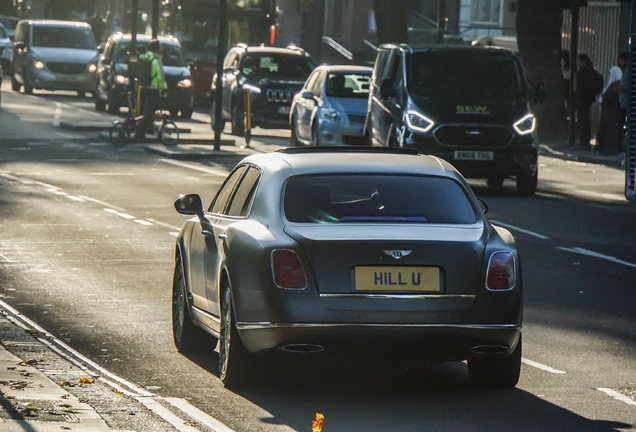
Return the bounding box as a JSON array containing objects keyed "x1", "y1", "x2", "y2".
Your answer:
[
  {"x1": 516, "y1": 1, "x2": 567, "y2": 141},
  {"x1": 373, "y1": 0, "x2": 408, "y2": 44}
]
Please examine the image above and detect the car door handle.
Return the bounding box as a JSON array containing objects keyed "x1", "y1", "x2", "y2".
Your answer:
[{"x1": 218, "y1": 233, "x2": 228, "y2": 241}]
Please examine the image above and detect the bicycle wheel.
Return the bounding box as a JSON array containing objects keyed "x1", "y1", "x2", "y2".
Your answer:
[
  {"x1": 160, "y1": 121, "x2": 180, "y2": 146},
  {"x1": 109, "y1": 121, "x2": 130, "y2": 148}
]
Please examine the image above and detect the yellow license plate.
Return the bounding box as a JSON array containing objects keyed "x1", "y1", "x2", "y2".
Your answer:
[{"x1": 354, "y1": 266, "x2": 441, "y2": 292}]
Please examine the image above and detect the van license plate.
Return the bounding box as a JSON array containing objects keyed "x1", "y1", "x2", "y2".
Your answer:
[
  {"x1": 454, "y1": 151, "x2": 493, "y2": 161},
  {"x1": 354, "y1": 266, "x2": 440, "y2": 292}
]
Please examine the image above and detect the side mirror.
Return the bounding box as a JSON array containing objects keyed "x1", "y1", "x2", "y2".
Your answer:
[
  {"x1": 379, "y1": 78, "x2": 395, "y2": 99},
  {"x1": 478, "y1": 198, "x2": 489, "y2": 214},
  {"x1": 301, "y1": 91, "x2": 316, "y2": 100},
  {"x1": 533, "y1": 82, "x2": 546, "y2": 104},
  {"x1": 174, "y1": 194, "x2": 204, "y2": 216}
]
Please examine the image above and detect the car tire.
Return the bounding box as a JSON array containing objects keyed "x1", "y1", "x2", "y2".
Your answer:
[
  {"x1": 468, "y1": 335, "x2": 522, "y2": 389},
  {"x1": 231, "y1": 102, "x2": 245, "y2": 136},
  {"x1": 219, "y1": 284, "x2": 251, "y2": 388},
  {"x1": 95, "y1": 95, "x2": 106, "y2": 112},
  {"x1": 290, "y1": 117, "x2": 300, "y2": 147},
  {"x1": 516, "y1": 171, "x2": 537, "y2": 196},
  {"x1": 11, "y1": 73, "x2": 21, "y2": 92},
  {"x1": 210, "y1": 100, "x2": 226, "y2": 132},
  {"x1": 172, "y1": 257, "x2": 207, "y2": 352},
  {"x1": 487, "y1": 176, "x2": 505, "y2": 188},
  {"x1": 311, "y1": 121, "x2": 320, "y2": 146}
]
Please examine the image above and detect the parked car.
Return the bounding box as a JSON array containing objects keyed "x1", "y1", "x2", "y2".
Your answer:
[
  {"x1": 211, "y1": 43, "x2": 314, "y2": 135},
  {"x1": 172, "y1": 146, "x2": 523, "y2": 389},
  {"x1": 290, "y1": 65, "x2": 372, "y2": 146},
  {"x1": 11, "y1": 20, "x2": 98, "y2": 96},
  {"x1": 95, "y1": 33, "x2": 194, "y2": 117},
  {"x1": 0, "y1": 23, "x2": 11, "y2": 72},
  {"x1": 366, "y1": 44, "x2": 544, "y2": 195},
  {"x1": 0, "y1": 15, "x2": 19, "y2": 40}
]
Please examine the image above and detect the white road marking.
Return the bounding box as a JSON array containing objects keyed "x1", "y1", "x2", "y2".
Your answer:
[
  {"x1": 135, "y1": 397, "x2": 201, "y2": 432},
  {"x1": 596, "y1": 388, "x2": 636, "y2": 406},
  {"x1": 79, "y1": 196, "x2": 125, "y2": 212},
  {"x1": 88, "y1": 172, "x2": 135, "y2": 175},
  {"x1": 522, "y1": 358, "x2": 566, "y2": 374},
  {"x1": 53, "y1": 102, "x2": 62, "y2": 127},
  {"x1": 490, "y1": 220, "x2": 550, "y2": 240},
  {"x1": 46, "y1": 188, "x2": 68, "y2": 196},
  {"x1": 10, "y1": 147, "x2": 32, "y2": 151},
  {"x1": 115, "y1": 212, "x2": 136, "y2": 220},
  {"x1": 134, "y1": 219, "x2": 153, "y2": 226},
  {"x1": 146, "y1": 218, "x2": 181, "y2": 231},
  {"x1": 0, "y1": 172, "x2": 34, "y2": 184},
  {"x1": 163, "y1": 397, "x2": 237, "y2": 432},
  {"x1": 169, "y1": 232, "x2": 179, "y2": 237},
  {"x1": 66, "y1": 195, "x2": 84, "y2": 202},
  {"x1": 0, "y1": 253, "x2": 12, "y2": 262},
  {"x1": 160, "y1": 158, "x2": 229, "y2": 176},
  {"x1": 556, "y1": 247, "x2": 636, "y2": 269}
]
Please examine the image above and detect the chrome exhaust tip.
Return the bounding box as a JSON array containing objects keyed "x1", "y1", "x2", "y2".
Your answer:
[
  {"x1": 471, "y1": 345, "x2": 510, "y2": 355},
  {"x1": 281, "y1": 344, "x2": 324, "y2": 354}
]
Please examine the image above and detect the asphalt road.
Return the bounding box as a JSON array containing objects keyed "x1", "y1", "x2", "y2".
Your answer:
[{"x1": 0, "y1": 84, "x2": 635, "y2": 432}]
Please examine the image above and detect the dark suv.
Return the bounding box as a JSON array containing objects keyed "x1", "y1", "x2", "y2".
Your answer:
[
  {"x1": 95, "y1": 33, "x2": 194, "y2": 118},
  {"x1": 212, "y1": 43, "x2": 314, "y2": 135},
  {"x1": 367, "y1": 44, "x2": 543, "y2": 195}
]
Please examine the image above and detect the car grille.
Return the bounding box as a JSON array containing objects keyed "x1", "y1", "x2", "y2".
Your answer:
[
  {"x1": 348, "y1": 114, "x2": 367, "y2": 124},
  {"x1": 47, "y1": 62, "x2": 87, "y2": 75},
  {"x1": 433, "y1": 125, "x2": 514, "y2": 147},
  {"x1": 266, "y1": 89, "x2": 295, "y2": 103}
]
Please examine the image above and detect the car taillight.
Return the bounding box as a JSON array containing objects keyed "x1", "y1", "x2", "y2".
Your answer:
[
  {"x1": 272, "y1": 250, "x2": 307, "y2": 289},
  {"x1": 486, "y1": 252, "x2": 516, "y2": 291}
]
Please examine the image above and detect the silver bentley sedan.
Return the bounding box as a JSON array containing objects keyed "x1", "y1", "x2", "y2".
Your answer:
[{"x1": 172, "y1": 147, "x2": 522, "y2": 388}]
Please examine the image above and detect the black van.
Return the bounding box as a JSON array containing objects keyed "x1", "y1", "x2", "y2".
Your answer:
[{"x1": 367, "y1": 44, "x2": 544, "y2": 195}]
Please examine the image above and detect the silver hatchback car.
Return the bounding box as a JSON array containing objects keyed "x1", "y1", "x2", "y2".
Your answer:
[
  {"x1": 290, "y1": 65, "x2": 372, "y2": 146},
  {"x1": 172, "y1": 147, "x2": 523, "y2": 389}
]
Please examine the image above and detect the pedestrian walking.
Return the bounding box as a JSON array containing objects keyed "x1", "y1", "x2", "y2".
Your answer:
[
  {"x1": 135, "y1": 39, "x2": 168, "y2": 141},
  {"x1": 575, "y1": 54, "x2": 603, "y2": 148},
  {"x1": 596, "y1": 66, "x2": 623, "y2": 155}
]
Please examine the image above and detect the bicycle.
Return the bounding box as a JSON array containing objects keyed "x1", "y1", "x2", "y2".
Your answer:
[{"x1": 109, "y1": 86, "x2": 180, "y2": 148}]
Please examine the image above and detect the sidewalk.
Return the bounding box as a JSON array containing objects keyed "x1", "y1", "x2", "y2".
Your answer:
[{"x1": 540, "y1": 139, "x2": 626, "y2": 169}]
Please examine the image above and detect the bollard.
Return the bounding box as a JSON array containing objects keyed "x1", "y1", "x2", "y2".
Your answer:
[
  {"x1": 136, "y1": 81, "x2": 142, "y2": 117},
  {"x1": 242, "y1": 89, "x2": 252, "y2": 149}
]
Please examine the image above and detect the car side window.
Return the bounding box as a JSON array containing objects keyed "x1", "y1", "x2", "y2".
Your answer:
[
  {"x1": 209, "y1": 165, "x2": 248, "y2": 214},
  {"x1": 15, "y1": 22, "x2": 26, "y2": 43},
  {"x1": 372, "y1": 50, "x2": 388, "y2": 87},
  {"x1": 225, "y1": 166, "x2": 261, "y2": 217},
  {"x1": 223, "y1": 52, "x2": 237, "y2": 71},
  {"x1": 304, "y1": 71, "x2": 319, "y2": 91}
]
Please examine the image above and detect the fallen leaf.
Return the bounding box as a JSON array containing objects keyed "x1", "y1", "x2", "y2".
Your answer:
[
  {"x1": 7, "y1": 367, "x2": 16, "y2": 370},
  {"x1": 59, "y1": 381, "x2": 69, "y2": 386},
  {"x1": 79, "y1": 377, "x2": 94, "y2": 386},
  {"x1": 312, "y1": 413, "x2": 324, "y2": 432},
  {"x1": 60, "y1": 394, "x2": 70, "y2": 399}
]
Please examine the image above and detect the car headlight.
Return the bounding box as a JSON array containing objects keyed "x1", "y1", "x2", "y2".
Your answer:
[
  {"x1": 88, "y1": 63, "x2": 97, "y2": 73},
  {"x1": 321, "y1": 108, "x2": 346, "y2": 123},
  {"x1": 513, "y1": 114, "x2": 536, "y2": 135},
  {"x1": 178, "y1": 78, "x2": 192, "y2": 88},
  {"x1": 405, "y1": 110, "x2": 434, "y2": 133},
  {"x1": 34, "y1": 60, "x2": 45, "y2": 70},
  {"x1": 115, "y1": 74, "x2": 129, "y2": 84}
]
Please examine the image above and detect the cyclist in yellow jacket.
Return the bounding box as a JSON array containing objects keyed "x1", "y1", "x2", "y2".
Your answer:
[{"x1": 137, "y1": 39, "x2": 168, "y2": 140}]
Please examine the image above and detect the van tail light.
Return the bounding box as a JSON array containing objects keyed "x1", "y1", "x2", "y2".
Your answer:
[
  {"x1": 272, "y1": 250, "x2": 307, "y2": 289},
  {"x1": 486, "y1": 252, "x2": 516, "y2": 291}
]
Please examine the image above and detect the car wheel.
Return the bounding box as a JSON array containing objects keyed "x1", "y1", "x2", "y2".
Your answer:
[
  {"x1": 311, "y1": 121, "x2": 320, "y2": 146},
  {"x1": 107, "y1": 90, "x2": 119, "y2": 114},
  {"x1": 11, "y1": 73, "x2": 21, "y2": 92},
  {"x1": 516, "y1": 171, "x2": 537, "y2": 196},
  {"x1": 172, "y1": 257, "x2": 205, "y2": 352},
  {"x1": 210, "y1": 100, "x2": 226, "y2": 132},
  {"x1": 219, "y1": 284, "x2": 251, "y2": 387},
  {"x1": 231, "y1": 102, "x2": 245, "y2": 136},
  {"x1": 95, "y1": 95, "x2": 106, "y2": 112},
  {"x1": 290, "y1": 117, "x2": 300, "y2": 147},
  {"x1": 180, "y1": 109, "x2": 193, "y2": 119},
  {"x1": 487, "y1": 176, "x2": 505, "y2": 188},
  {"x1": 468, "y1": 335, "x2": 522, "y2": 389}
]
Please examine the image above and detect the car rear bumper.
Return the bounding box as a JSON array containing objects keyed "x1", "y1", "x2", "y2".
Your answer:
[{"x1": 236, "y1": 321, "x2": 521, "y2": 360}]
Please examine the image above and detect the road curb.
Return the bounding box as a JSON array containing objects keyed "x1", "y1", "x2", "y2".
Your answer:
[
  {"x1": 143, "y1": 144, "x2": 250, "y2": 160},
  {"x1": 540, "y1": 142, "x2": 625, "y2": 168}
]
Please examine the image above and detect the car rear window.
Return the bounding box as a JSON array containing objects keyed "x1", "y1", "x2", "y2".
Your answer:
[{"x1": 284, "y1": 174, "x2": 477, "y2": 224}]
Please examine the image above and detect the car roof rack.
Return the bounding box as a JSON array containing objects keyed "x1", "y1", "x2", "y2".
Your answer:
[{"x1": 276, "y1": 146, "x2": 419, "y2": 156}]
